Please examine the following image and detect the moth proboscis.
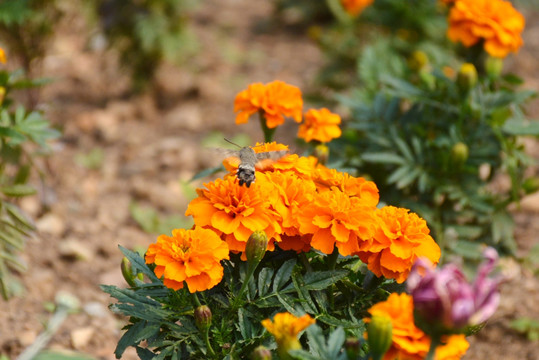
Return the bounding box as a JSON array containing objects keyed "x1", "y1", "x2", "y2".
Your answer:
[{"x1": 222, "y1": 138, "x2": 288, "y2": 188}]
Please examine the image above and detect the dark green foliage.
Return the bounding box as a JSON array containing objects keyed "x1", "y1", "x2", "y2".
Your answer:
[
  {"x1": 95, "y1": 0, "x2": 198, "y2": 91},
  {"x1": 103, "y1": 246, "x2": 395, "y2": 359},
  {"x1": 0, "y1": 68, "x2": 60, "y2": 299}
]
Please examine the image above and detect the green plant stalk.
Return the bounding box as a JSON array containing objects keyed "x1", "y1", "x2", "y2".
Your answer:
[
  {"x1": 259, "y1": 112, "x2": 276, "y2": 143},
  {"x1": 326, "y1": 0, "x2": 352, "y2": 24},
  {"x1": 425, "y1": 336, "x2": 441, "y2": 360},
  {"x1": 327, "y1": 248, "x2": 339, "y2": 308},
  {"x1": 202, "y1": 325, "x2": 216, "y2": 357},
  {"x1": 232, "y1": 262, "x2": 258, "y2": 309}
]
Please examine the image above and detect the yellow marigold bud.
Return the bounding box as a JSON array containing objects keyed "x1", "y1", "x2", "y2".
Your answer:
[
  {"x1": 194, "y1": 305, "x2": 212, "y2": 331},
  {"x1": 314, "y1": 144, "x2": 329, "y2": 165},
  {"x1": 485, "y1": 56, "x2": 504, "y2": 79},
  {"x1": 457, "y1": 63, "x2": 478, "y2": 91},
  {"x1": 408, "y1": 50, "x2": 429, "y2": 72},
  {"x1": 245, "y1": 230, "x2": 268, "y2": 266},
  {"x1": 251, "y1": 345, "x2": 272, "y2": 360},
  {"x1": 367, "y1": 315, "x2": 393, "y2": 360},
  {"x1": 451, "y1": 142, "x2": 469, "y2": 168}
]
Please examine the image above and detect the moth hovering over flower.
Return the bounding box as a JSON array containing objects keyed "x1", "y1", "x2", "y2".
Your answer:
[{"x1": 221, "y1": 139, "x2": 289, "y2": 187}]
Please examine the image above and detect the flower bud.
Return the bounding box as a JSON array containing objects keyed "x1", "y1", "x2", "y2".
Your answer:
[
  {"x1": 194, "y1": 305, "x2": 212, "y2": 331},
  {"x1": 451, "y1": 142, "x2": 469, "y2": 168},
  {"x1": 367, "y1": 315, "x2": 393, "y2": 360},
  {"x1": 245, "y1": 230, "x2": 268, "y2": 266},
  {"x1": 522, "y1": 176, "x2": 539, "y2": 194},
  {"x1": 457, "y1": 63, "x2": 478, "y2": 91},
  {"x1": 251, "y1": 345, "x2": 272, "y2": 360},
  {"x1": 344, "y1": 337, "x2": 360, "y2": 359},
  {"x1": 408, "y1": 50, "x2": 429, "y2": 72},
  {"x1": 0, "y1": 87, "x2": 5, "y2": 106},
  {"x1": 314, "y1": 144, "x2": 329, "y2": 165},
  {"x1": 485, "y1": 56, "x2": 503, "y2": 79},
  {"x1": 121, "y1": 256, "x2": 142, "y2": 287}
]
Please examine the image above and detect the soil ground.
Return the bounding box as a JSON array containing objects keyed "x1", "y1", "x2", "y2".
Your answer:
[{"x1": 0, "y1": 1, "x2": 538, "y2": 359}]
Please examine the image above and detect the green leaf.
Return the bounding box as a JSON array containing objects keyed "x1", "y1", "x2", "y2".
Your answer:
[
  {"x1": 0, "y1": 184, "x2": 36, "y2": 197},
  {"x1": 33, "y1": 351, "x2": 96, "y2": 360},
  {"x1": 118, "y1": 245, "x2": 160, "y2": 282},
  {"x1": 502, "y1": 118, "x2": 539, "y2": 136},
  {"x1": 302, "y1": 270, "x2": 349, "y2": 291},
  {"x1": 361, "y1": 152, "x2": 405, "y2": 165},
  {"x1": 273, "y1": 259, "x2": 296, "y2": 293},
  {"x1": 115, "y1": 321, "x2": 160, "y2": 359},
  {"x1": 257, "y1": 268, "x2": 273, "y2": 297}
]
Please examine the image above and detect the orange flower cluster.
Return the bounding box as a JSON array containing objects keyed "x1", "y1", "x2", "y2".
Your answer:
[
  {"x1": 356, "y1": 206, "x2": 441, "y2": 283},
  {"x1": 447, "y1": 0, "x2": 525, "y2": 58},
  {"x1": 145, "y1": 227, "x2": 229, "y2": 292},
  {"x1": 234, "y1": 80, "x2": 303, "y2": 129},
  {"x1": 366, "y1": 293, "x2": 470, "y2": 360},
  {"x1": 192, "y1": 141, "x2": 439, "y2": 284},
  {"x1": 341, "y1": 0, "x2": 374, "y2": 16},
  {"x1": 298, "y1": 108, "x2": 342, "y2": 143}
]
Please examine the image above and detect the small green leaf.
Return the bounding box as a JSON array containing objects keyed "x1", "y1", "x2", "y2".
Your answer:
[
  {"x1": 361, "y1": 152, "x2": 405, "y2": 165},
  {"x1": 0, "y1": 184, "x2": 36, "y2": 197}
]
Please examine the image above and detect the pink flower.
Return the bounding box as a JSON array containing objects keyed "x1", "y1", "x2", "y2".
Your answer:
[{"x1": 407, "y1": 247, "x2": 502, "y2": 330}]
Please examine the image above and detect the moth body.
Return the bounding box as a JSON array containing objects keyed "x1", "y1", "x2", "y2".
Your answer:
[{"x1": 234, "y1": 146, "x2": 288, "y2": 187}]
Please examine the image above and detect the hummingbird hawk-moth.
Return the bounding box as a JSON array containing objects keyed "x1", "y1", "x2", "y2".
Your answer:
[{"x1": 223, "y1": 139, "x2": 289, "y2": 187}]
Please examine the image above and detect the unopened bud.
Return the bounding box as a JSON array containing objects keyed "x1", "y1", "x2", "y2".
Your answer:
[
  {"x1": 457, "y1": 63, "x2": 478, "y2": 91},
  {"x1": 314, "y1": 144, "x2": 329, "y2": 165},
  {"x1": 251, "y1": 345, "x2": 272, "y2": 360},
  {"x1": 0, "y1": 87, "x2": 5, "y2": 106},
  {"x1": 522, "y1": 176, "x2": 539, "y2": 194},
  {"x1": 367, "y1": 315, "x2": 393, "y2": 360},
  {"x1": 485, "y1": 56, "x2": 503, "y2": 79},
  {"x1": 121, "y1": 256, "x2": 142, "y2": 287},
  {"x1": 344, "y1": 337, "x2": 360, "y2": 359},
  {"x1": 245, "y1": 230, "x2": 268, "y2": 265},
  {"x1": 194, "y1": 305, "x2": 212, "y2": 331},
  {"x1": 408, "y1": 50, "x2": 429, "y2": 72},
  {"x1": 450, "y1": 142, "x2": 469, "y2": 167}
]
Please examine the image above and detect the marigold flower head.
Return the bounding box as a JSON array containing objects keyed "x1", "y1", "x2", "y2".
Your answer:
[
  {"x1": 298, "y1": 187, "x2": 377, "y2": 256},
  {"x1": 341, "y1": 0, "x2": 374, "y2": 16},
  {"x1": 262, "y1": 312, "x2": 315, "y2": 359},
  {"x1": 366, "y1": 293, "x2": 469, "y2": 360},
  {"x1": 185, "y1": 175, "x2": 281, "y2": 256},
  {"x1": 0, "y1": 48, "x2": 6, "y2": 64},
  {"x1": 355, "y1": 206, "x2": 440, "y2": 283},
  {"x1": 145, "y1": 227, "x2": 229, "y2": 292},
  {"x1": 447, "y1": 0, "x2": 525, "y2": 58},
  {"x1": 298, "y1": 108, "x2": 342, "y2": 143},
  {"x1": 222, "y1": 142, "x2": 291, "y2": 175},
  {"x1": 313, "y1": 166, "x2": 379, "y2": 207},
  {"x1": 234, "y1": 80, "x2": 303, "y2": 128}
]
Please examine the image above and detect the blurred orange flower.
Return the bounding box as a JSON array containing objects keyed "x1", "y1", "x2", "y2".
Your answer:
[
  {"x1": 313, "y1": 166, "x2": 379, "y2": 207},
  {"x1": 185, "y1": 175, "x2": 281, "y2": 255},
  {"x1": 234, "y1": 80, "x2": 303, "y2": 128},
  {"x1": 0, "y1": 48, "x2": 6, "y2": 64},
  {"x1": 341, "y1": 0, "x2": 374, "y2": 16},
  {"x1": 298, "y1": 108, "x2": 342, "y2": 143},
  {"x1": 298, "y1": 187, "x2": 377, "y2": 256},
  {"x1": 366, "y1": 293, "x2": 469, "y2": 360},
  {"x1": 447, "y1": 0, "x2": 525, "y2": 58},
  {"x1": 262, "y1": 312, "x2": 315, "y2": 357},
  {"x1": 145, "y1": 227, "x2": 229, "y2": 292},
  {"x1": 355, "y1": 206, "x2": 441, "y2": 283}
]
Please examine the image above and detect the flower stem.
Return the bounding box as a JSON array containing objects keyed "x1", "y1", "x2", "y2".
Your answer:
[
  {"x1": 327, "y1": 247, "x2": 339, "y2": 308},
  {"x1": 203, "y1": 326, "x2": 216, "y2": 357},
  {"x1": 232, "y1": 262, "x2": 257, "y2": 309},
  {"x1": 425, "y1": 336, "x2": 441, "y2": 360},
  {"x1": 259, "y1": 112, "x2": 276, "y2": 143}
]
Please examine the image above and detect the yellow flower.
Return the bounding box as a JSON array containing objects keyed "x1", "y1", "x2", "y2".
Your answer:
[
  {"x1": 145, "y1": 227, "x2": 229, "y2": 292},
  {"x1": 447, "y1": 0, "x2": 525, "y2": 58},
  {"x1": 262, "y1": 312, "x2": 315, "y2": 359}
]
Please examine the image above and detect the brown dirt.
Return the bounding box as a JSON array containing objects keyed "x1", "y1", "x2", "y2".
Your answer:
[{"x1": 0, "y1": 1, "x2": 538, "y2": 359}]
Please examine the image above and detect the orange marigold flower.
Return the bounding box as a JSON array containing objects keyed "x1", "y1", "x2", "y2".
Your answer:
[
  {"x1": 355, "y1": 206, "x2": 441, "y2": 283},
  {"x1": 145, "y1": 227, "x2": 229, "y2": 292},
  {"x1": 0, "y1": 48, "x2": 6, "y2": 64},
  {"x1": 366, "y1": 293, "x2": 469, "y2": 360},
  {"x1": 341, "y1": 0, "x2": 374, "y2": 16},
  {"x1": 234, "y1": 80, "x2": 303, "y2": 129},
  {"x1": 262, "y1": 312, "x2": 315, "y2": 358},
  {"x1": 298, "y1": 187, "x2": 377, "y2": 256},
  {"x1": 447, "y1": 0, "x2": 525, "y2": 58},
  {"x1": 313, "y1": 166, "x2": 379, "y2": 207},
  {"x1": 185, "y1": 175, "x2": 281, "y2": 255},
  {"x1": 223, "y1": 142, "x2": 290, "y2": 175},
  {"x1": 298, "y1": 108, "x2": 342, "y2": 143}
]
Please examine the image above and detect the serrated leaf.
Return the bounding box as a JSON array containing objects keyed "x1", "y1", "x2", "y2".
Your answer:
[
  {"x1": 326, "y1": 327, "x2": 346, "y2": 356},
  {"x1": 273, "y1": 259, "x2": 296, "y2": 293},
  {"x1": 302, "y1": 270, "x2": 348, "y2": 291},
  {"x1": 257, "y1": 268, "x2": 273, "y2": 297},
  {"x1": 115, "y1": 321, "x2": 160, "y2": 358},
  {"x1": 316, "y1": 314, "x2": 363, "y2": 329}
]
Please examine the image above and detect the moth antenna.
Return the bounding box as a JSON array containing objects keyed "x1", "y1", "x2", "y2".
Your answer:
[{"x1": 224, "y1": 138, "x2": 242, "y2": 149}]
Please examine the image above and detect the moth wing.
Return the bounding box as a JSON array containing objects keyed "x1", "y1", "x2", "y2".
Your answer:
[{"x1": 255, "y1": 150, "x2": 289, "y2": 161}]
